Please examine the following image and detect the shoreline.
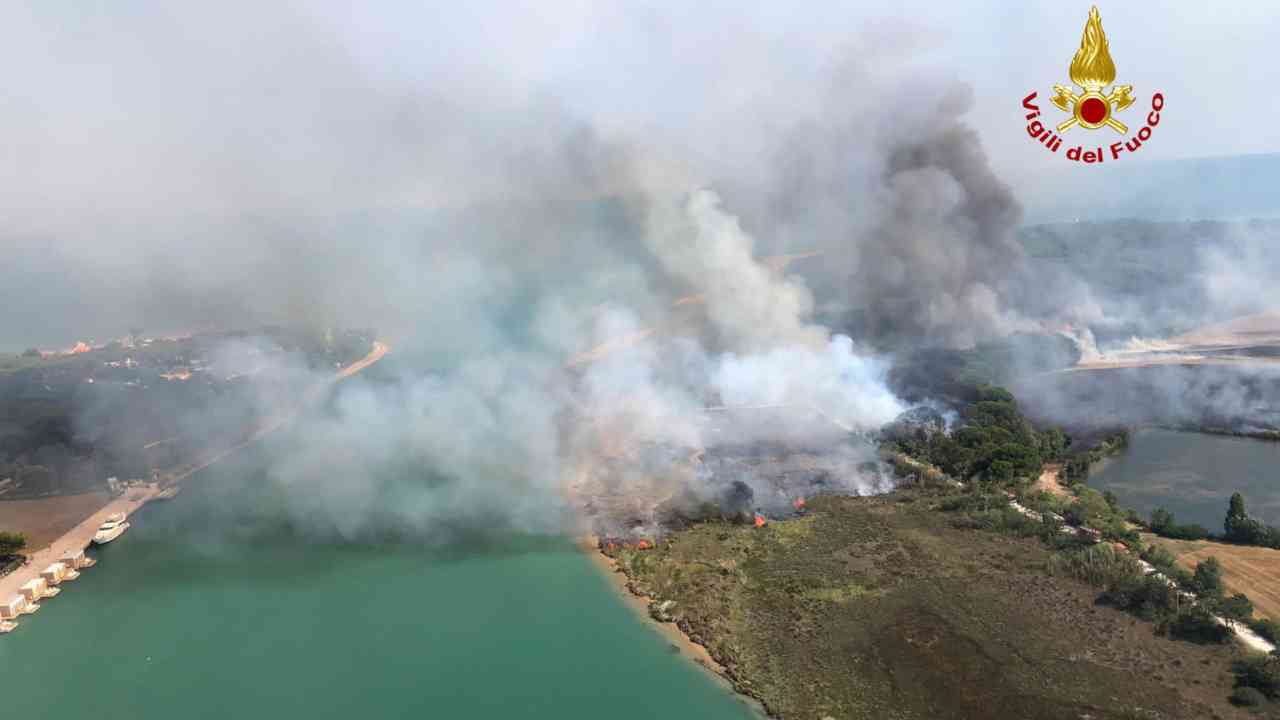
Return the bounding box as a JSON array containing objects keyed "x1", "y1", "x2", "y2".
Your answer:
[
  {"x1": 578, "y1": 537, "x2": 728, "y2": 676},
  {"x1": 577, "y1": 537, "x2": 770, "y2": 718},
  {"x1": 0, "y1": 483, "x2": 160, "y2": 603}
]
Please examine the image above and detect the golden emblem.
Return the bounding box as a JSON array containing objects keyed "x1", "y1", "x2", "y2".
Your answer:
[{"x1": 1050, "y1": 6, "x2": 1134, "y2": 134}]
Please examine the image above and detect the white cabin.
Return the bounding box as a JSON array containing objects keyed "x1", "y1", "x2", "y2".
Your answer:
[
  {"x1": 60, "y1": 549, "x2": 86, "y2": 568},
  {"x1": 41, "y1": 562, "x2": 68, "y2": 585},
  {"x1": 61, "y1": 549, "x2": 96, "y2": 569},
  {"x1": 0, "y1": 595, "x2": 26, "y2": 619},
  {"x1": 20, "y1": 578, "x2": 48, "y2": 602}
]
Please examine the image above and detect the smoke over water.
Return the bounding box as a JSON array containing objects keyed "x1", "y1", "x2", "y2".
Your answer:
[{"x1": 1, "y1": 4, "x2": 1058, "y2": 541}]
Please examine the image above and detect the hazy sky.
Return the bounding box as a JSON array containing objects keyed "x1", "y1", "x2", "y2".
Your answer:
[{"x1": 2, "y1": 1, "x2": 1278, "y2": 349}]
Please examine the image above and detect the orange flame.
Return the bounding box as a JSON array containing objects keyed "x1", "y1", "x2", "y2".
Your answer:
[
  {"x1": 1068, "y1": 6, "x2": 1117, "y2": 91},
  {"x1": 793, "y1": 497, "x2": 806, "y2": 511},
  {"x1": 636, "y1": 539, "x2": 652, "y2": 550},
  {"x1": 753, "y1": 513, "x2": 767, "y2": 528}
]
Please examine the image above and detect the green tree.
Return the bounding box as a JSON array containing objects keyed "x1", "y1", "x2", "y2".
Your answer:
[
  {"x1": 0, "y1": 531, "x2": 26, "y2": 557},
  {"x1": 1192, "y1": 557, "x2": 1225, "y2": 601},
  {"x1": 1221, "y1": 593, "x2": 1254, "y2": 628},
  {"x1": 1102, "y1": 490, "x2": 1119, "y2": 510},
  {"x1": 1150, "y1": 507, "x2": 1174, "y2": 533},
  {"x1": 1226, "y1": 492, "x2": 1249, "y2": 539}
]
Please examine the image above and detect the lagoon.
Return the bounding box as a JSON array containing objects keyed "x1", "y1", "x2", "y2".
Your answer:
[
  {"x1": 0, "y1": 442, "x2": 754, "y2": 720},
  {"x1": 1089, "y1": 429, "x2": 1280, "y2": 531}
]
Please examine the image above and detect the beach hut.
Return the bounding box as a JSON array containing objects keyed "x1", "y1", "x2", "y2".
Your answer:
[
  {"x1": 61, "y1": 548, "x2": 95, "y2": 569},
  {"x1": 41, "y1": 562, "x2": 69, "y2": 585},
  {"x1": 0, "y1": 595, "x2": 26, "y2": 620},
  {"x1": 20, "y1": 578, "x2": 49, "y2": 602}
]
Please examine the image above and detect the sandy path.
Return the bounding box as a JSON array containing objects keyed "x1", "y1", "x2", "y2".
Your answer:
[
  {"x1": 1034, "y1": 464, "x2": 1070, "y2": 499},
  {"x1": 0, "y1": 485, "x2": 158, "y2": 602}
]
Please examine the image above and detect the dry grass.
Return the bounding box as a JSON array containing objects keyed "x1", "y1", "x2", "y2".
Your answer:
[
  {"x1": 0, "y1": 491, "x2": 111, "y2": 551},
  {"x1": 611, "y1": 493, "x2": 1256, "y2": 719}
]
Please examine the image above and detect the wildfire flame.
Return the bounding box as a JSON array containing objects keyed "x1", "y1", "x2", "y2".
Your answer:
[{"x1": 1068, "y1": 6, "x2": 1116, "y2": 91}]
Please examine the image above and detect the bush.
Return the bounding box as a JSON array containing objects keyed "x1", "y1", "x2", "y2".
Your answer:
[
  {"x1": 1230, "y1": 686, "x2": 1267, "y2": 707},
  {"x1": 1140, "y1": 544, "x2": 1178, "y2": 574},
  {"x1": 949, "y1": 508, "x2": 1042, "y2": 538},
  {"x1": 1248, "y1": 618, "x2": 1280, "y2": 644},
  {"x1": 1167, "y1": 607, "x2": 1230, "y2": 644},
  {"x1": 1192, "y1": 557, "x2": 1226, "y2": 601},
  {"x1": 1221, "y1": 593, "x2": 1254, "y2": 627},
  {"x1": 1047, "y1": 544, "x2": 1144, "y2": 588},
  {"x1": 1104, "y1": 574, "x2": 1179, "y2": 621},
  {"x1": 1235, "y1": 655, "x2": 1280, "y2": 699},
  {"x1": 0, "y1": 531, "x2": 27, "y2": 557},
  {"x1": 1149, "y1": 507, "x2": 1210, "y2": 540}
]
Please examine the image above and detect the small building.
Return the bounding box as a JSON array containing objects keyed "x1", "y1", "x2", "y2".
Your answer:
[
  {"x1": 41, "y1": 562, "x2": 71, "y2": 585},
  {"x1": 0, "y1": 595, "x2": 27, "y2": 619},
  {"x1": 20, "y1": 578, "x2": 48, "y2": 603},
  {"x1": 61, "y1": 549, "x2": 94, "y2": 570}
]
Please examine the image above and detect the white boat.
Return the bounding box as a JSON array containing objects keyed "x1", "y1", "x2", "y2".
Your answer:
[
  {"x1": 0, "y1": 620, "x2": 16, "y2": 634},
  {"x1": 93, "y1": 513, "x2": 131, "y2": 545}
]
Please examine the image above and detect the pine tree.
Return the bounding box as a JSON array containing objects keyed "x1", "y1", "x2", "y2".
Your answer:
[{"x1": 1226, "y1": 492, "x2": 1249, "y2": 540}]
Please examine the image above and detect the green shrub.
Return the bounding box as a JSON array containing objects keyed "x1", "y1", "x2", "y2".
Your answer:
[
  {"x1": 1191, "y1": 557, "x2": 1226, "y2": 601},
  {"x1": 1248, "y1": 618, "x2": 1280, "y2": 644},
  {"x1": 1167, "y1": 607, "x2": 1230, "y2": 644},
  {"x1": 1104, "y1": 574, "x2": 1179, "y2": 621},
  {"x1": 1235, "y1": 655, "x2": 1280, "y2": 699},
  {"x1": 1047, "y1": 544, "x2": 1144, "y2": 588},
  {"x1": 1150, "y1": 507, "x2": 1210, "y2": 540},
  {"x1": 1230, "y1": 686, "x2": 1266, "y2": 707},
  {"x1": 1140, "y1": 544, "x2": 1177, "y2": 574},
  {"x1": 0, "y1": 531, "x2": 26, "y2": 557}
]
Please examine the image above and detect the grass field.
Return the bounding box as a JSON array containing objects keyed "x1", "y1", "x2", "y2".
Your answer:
[
  {"x1": 1145, "y1": 533, "x2": 1280, "y2": 622},
  {"x1": 608, "y1": 491, "x2": 1259, "y2": 720}
]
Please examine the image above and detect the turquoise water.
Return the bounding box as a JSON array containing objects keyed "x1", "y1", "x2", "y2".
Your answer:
[
  {"x1": 0, "y1": 445, "x2": 754, "y2": 719},
  {"x1": 1089, "y1": 428, "x2": 1280, "y2": 531}
]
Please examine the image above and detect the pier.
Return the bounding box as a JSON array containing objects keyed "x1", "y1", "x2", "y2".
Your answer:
[{"x1": 0, "y1": 485, "x2": 157, "y2": 634}]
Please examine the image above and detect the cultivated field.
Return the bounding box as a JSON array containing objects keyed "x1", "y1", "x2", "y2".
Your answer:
[{"x1": 1145, "y1": 533, "x2": 1280, "y2": 622}]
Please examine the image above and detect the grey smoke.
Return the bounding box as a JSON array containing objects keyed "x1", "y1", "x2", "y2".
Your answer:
[{"x1": 13, "y1": 3, "x2": 1273, "y2": 541}]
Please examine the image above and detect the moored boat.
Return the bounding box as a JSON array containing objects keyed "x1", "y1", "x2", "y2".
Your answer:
[{"x1": 93, "y1": 513, "x2": 131, "y2": 545}]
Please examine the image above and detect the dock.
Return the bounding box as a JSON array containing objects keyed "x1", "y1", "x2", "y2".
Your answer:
[{"x1": 0, "y1": 484, "x2": 158, "y2": 636}]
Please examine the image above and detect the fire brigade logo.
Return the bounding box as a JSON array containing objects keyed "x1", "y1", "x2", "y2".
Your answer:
[
  {"x1": 1021, "y1": 5, "x2": 1164, "y2": 164},
  {"x1": 1050, "y1": 6, "x2": 1133, "y2": 133}
]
